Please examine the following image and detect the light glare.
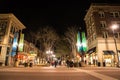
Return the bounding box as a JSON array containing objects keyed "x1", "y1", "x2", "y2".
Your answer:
[{"x1": 112, "y1": 24, "x2": 118, "y2": 30}]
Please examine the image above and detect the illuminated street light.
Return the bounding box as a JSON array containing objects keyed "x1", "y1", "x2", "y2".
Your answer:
[
  {"x1": 46, "y1": 50, "x2": 53, "y2": 54},
  {"x1": 46, "y1": 49, "x2": 53, "y2": 61},
  {"x1": 111, "y1": 24, "x2": 119, "y2": 30},
  {"x1": 111, "y1": 24, "x2": 119, "y2": 67}
]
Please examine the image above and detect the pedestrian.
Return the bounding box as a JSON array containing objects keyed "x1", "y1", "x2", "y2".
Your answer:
[
  {"x1": 54, "y1": 60, "x2": 58, "y2": 68},
  {"x1": 47, "y1": 60, "x2": 50, "y2": 66},
  {"x1": 29, "y1": 60, "x2": 33, "y2": 67},
  {"x1": 66, "y1": 60, "x2": 70, "y2": 68}
]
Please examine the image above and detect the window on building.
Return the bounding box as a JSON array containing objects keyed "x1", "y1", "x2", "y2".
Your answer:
[
  {"x1": 88, "y1": 39, "x2": 91, "y2": 45},
  {"x1": 88, "y1": 19, "x2": 91, "y2": 25},
  {"x1": 90, "y1": 16, "x2": 93, "y2": 23},
  {"x1": 110, "y1": 12, "x2": 120, "y2": 18},
  {"x1": 99, "y1": 11, "x2": 105, "y2": 18},
  {"x1": 119, "y1": 32, "x2": 120, "y2": 38},
  {"x1": 87, "y1": 32, "x2": 89, "y2": 36},
  {"x1": 93, "y1": 34, "x2": 96, "y2": 40},
  {"x1": 10, "y1": 26, "x2": 13, "y2": 33},
  {"x1": 92, "y1": 23, "x2": 95, "y2": 33},
  {"x1": 114, "y1": 32, "x2": 120, "y2": 38},
  {"x1": 0, "y1": 21, "x2": 7, "y2": 30},
  {"x1": 0, "y1": 20, "x2": 7, "y2": 36},
  {"x1": 0, "y1": 46, "x2": 2, "y2": 55},
  {"x1": 103, "y1": 32, "x2": 108, "y2": 38},
  {"x1": 100, "y1": 21, "x2": 107, "y2": 28},
  {"x1": 10, "y1": 26, "x2": 15, "y2": 34},
  {"x1": 0, "y1": 36, "x2": 3, "y2": 42},
  {"x1": 89, "y1": 26, "x2": 92, "y2": 34},
  {"x1": 6, "y1": 47, "x2": 10, "y2": 55},
  {"x1": 8, "y1": 36, "x2": 13, "y2": 44}
]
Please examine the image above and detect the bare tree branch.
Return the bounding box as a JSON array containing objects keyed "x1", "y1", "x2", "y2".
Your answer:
[{"x1": 65, "y1": 26, "x2": 78, "y2": 58}]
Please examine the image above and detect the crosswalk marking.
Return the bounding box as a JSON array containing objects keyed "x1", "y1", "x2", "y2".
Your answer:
[{"x1": 0, "y1": 67, "x2": 78, "y2": 72}]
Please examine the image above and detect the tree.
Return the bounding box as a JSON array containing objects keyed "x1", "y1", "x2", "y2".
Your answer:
[
  {"x1": 64, "y1": 26, "x2": 79, "y2": 58},
  {"x1": 24, "y1": 30, "x2": 35, "y2": 43},
  {"x1": 35, "y1": 26, "x2": 59, "y2": 53},
  {"x1": 54, "y1": 38, "x2": 71, "y2": 58}
]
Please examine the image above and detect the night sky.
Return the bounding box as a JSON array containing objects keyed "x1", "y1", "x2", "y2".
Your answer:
[{"x1": 0, "y1": 0, "x2": 120, "y2": 34}]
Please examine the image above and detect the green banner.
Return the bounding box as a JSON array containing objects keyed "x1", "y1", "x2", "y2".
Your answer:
[
  {"x1": 18, "y1": 33, "x2": 24, "y2": 52},
  {"x1": 82, "y1": 32, "x2": 87, "y2": 52}
]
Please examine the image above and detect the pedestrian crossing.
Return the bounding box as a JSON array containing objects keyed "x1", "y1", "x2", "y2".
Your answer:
[
  {"x1": 0, "y1": 66, "x2": 119, "y2": 80},
  {"x1": 0, "y1": 66, "x2": 120, "y2": 72},
  {"x1": 0, "y1": 66, "x2": 79, "y2": 72}
]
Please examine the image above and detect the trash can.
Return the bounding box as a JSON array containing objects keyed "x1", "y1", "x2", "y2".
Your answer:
[
  {"x1": 103, "y1": 62, "x2": 106, "y2": 67},
  {"x1": 0, "y1": 62, "x2": 3, "y2": 66},
  {"x1": 73, "y1": 62, "x2": 77, "y2": 67},
  {"x1": 98, "y1": 62, "x2": 101, "y2": 67},
  {"x1": 14, "y1": 61, "x2": 19, "y2": 67},
  {"x1": 24, "y1": 63, "x2": 28, "y2": 67},
  {"x1": 29, "y1": 63, "x2": 33, "y2": 67},
  {"x1": 79, "y1": 62, "x2": 81, "y2": 67}
]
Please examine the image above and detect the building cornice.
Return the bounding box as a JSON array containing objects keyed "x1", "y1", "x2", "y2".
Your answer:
[
  {"x1": 0, "y1": 13, "x2": 26, "y2": 30},
  {"x1": 84, "y1": 3, "x2": 120, "y2": 21}
]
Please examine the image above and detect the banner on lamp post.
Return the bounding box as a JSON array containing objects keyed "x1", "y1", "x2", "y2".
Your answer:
[
  {"x1": 18, "y1": 33, "x2": 24, "y2": 52},
  {"x1": 11, "y1": 32, "x2": 19, "y2": 56},
  {"x1": 77, "y1": 31, "x2": 81, "y2": 52},
  {"x1": 81, "y1": 32, "x2": 87, "y2": 52}
]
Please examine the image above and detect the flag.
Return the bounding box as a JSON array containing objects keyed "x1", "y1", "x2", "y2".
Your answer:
[
  {"x1": 18, "y1": 33, "x2": 24, "y2": 52},
  {"x1": 11, "y1": 32, "x2": 19, "y2": 56},
  {"x1": 76, "y1": 31, "x2": 81, "y2": 52},
  {"x1": 81, "y1": 32, "x2": 87, "y2": 52}
]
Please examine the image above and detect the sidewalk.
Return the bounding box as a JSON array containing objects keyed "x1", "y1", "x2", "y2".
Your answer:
[{"x1": 75, "y1": 68, "x2": 118, "y2": 80}]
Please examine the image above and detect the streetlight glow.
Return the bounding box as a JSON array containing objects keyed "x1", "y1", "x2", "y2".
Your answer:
[
  {"x1": 46, "y1": 50, "x2": 53, "y2": 54},
  {"x1": 111, "y1": 24, "x2": 119, "y2": 30}
]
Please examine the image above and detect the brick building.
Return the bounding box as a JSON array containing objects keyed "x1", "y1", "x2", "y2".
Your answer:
[{"x1": 84, "y1": 3, "x2": 120, "y2": 67}]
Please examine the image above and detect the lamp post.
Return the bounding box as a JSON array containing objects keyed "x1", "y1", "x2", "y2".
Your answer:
[
  {"x1": 46, "y1": 50, "x2": 53, "y2": 61},
  {"x1": 111, "y1": 24, "x2": 119, "y2": 67},
  {"x1": 76, "y1": 42, "x2": 81, "y2": 60}
]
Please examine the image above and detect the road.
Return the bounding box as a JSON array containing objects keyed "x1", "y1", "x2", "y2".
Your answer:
[{"x1": 0, "y1": 66, "x2": 120, "y2": 80}]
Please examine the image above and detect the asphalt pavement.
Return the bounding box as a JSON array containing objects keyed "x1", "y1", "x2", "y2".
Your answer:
[{"x1": 0, "y1": 65, "x2": 120, "y2": 80}]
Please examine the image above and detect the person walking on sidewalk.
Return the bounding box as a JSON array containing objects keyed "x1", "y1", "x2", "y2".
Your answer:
[{"x1": 54, "y1": 60, "x2": 58, "y2": 68}]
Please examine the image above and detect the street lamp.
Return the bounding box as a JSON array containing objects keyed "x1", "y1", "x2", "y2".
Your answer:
[
  {"x1": 111, "y1": 24, "x2": 119, "y2": 67},
  {"x1": 46, "y1": 50, "x2": 53, "y2": 61},
  {"x1": 46, "y1": 50, "x2": 53, "y2": 54}
]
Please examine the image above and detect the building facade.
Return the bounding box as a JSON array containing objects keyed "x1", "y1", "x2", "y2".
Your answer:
[
  {"x1": 84, "y1": 3, "x2": 120, "y2": 67},
  {"x1": 17, "y1": 40, "x2": 38, "y2": 66},
  {"x1": 0, "y1": 13, "x2": 26, "y2": 66}
]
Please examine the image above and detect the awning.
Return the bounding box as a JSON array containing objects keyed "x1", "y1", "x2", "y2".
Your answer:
[
  {"x1": 103, "y1": 50, "x2": 114, "y2": 55},
  {"x1": 118, "y1": 50, "x2": 120, "y2": 53},
  {"x1": 87, "y1": 47, "x2": 96, "y2": 54}
]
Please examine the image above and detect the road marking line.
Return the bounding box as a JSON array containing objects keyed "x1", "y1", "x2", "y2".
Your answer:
[{"x1": 75, "y1": 68, "x2": 118, "y2": 80}]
